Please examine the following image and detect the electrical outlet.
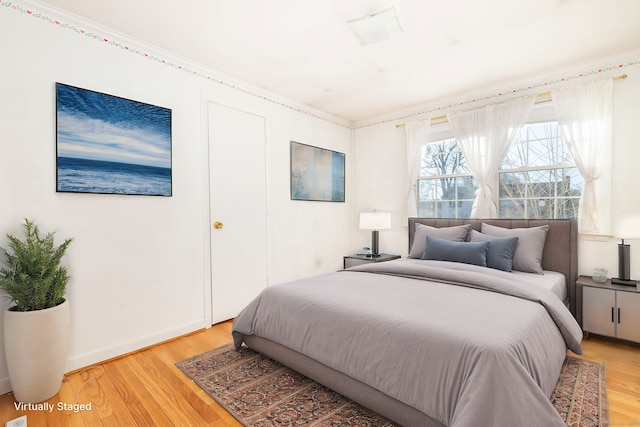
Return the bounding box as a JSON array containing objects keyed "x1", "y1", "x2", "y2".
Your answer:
[{"x1": 5, "y1": 415, "x2": 26, "y2": 427}]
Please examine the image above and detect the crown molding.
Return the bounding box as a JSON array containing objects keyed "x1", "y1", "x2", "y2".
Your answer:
[
  {"x1": 4, "y1": 0, "x2": 353, "y2": 129},
  {"x1": 354, "y1": 48, "x2": 640, "y2": 129}
]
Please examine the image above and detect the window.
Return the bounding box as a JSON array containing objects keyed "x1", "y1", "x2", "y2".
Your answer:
[
  {"x1": 417, "y1": 121, "x2": 582, "y2": 219},
  {"x1": 417, "y1": 138, "x2": 477, "y2": 218}
]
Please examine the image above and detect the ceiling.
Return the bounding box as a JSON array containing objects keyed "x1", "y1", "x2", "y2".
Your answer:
[{"x1": 39, "y1": 0, "x2": 640, "y2": 122}]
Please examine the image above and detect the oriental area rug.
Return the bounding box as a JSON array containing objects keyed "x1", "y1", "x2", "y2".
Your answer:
[{"x1": 176, "y1": 344, "x2": 608, "y2": 427}]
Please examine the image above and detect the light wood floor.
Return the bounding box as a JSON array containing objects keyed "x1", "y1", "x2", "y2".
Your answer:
[{"x1": 0, "y1": 321, "x2": 638, "y2": 426}]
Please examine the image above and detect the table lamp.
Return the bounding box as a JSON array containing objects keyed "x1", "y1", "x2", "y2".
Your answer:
[
  {"x1": 611, "y1": 215, "x2": 640, "y2": 286},
  {"x1": 359, "y1": 212, "x2": 391, "y2": 257}
]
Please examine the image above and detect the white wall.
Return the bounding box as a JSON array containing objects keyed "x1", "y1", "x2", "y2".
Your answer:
[
  {"x1": 0, "y1": 2, "x2": 353, "y2": 393},
  {"x1": 353, "y1": 51, "x2": 640, "y2": 278},
  {"x1": 3, "y1": 0, "x2": 639, "y2": 398}
]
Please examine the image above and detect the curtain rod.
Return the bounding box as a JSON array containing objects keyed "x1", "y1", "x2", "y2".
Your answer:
[{"x1": 395, "y1": 74, "x2": 628, "y2": 128}]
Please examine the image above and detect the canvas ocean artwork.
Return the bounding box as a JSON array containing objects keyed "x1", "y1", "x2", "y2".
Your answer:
[{"x1": 56, "y1": 83, "x2": 172, "y2": 196}]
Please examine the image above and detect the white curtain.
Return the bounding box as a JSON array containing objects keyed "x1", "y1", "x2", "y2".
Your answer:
[
  {"x1": 552, "y1": 78, "x2": 614, "y2": 233},
  {"x1": 447, "y1": 96, "x2": 536, "y2": 218},
  {"x1": 404, "y1": 120, "x2": 431, "y2": 223}
]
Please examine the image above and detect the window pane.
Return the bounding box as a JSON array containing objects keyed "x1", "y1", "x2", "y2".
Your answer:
[
  {"x1": 440, "y1": 200, "x2": 456, "y2": 218},
  {"x1": 417, "y1": 200, "x2": 439, "y2": 218},
  {"x1": 499, "y1": 172, "x2": 526, "y2": 198},
  {"x1": 499, "y1": 199, "x2": 525, "y2": 218},
  {"x1": 526, "y1": 169, "x2": 556, "y2": 198},
  {"x1": 440, "y1": 177, "x2": 458, "y2": 201},
  {"x1": 499, "y1": 167, "x2": 582, "y2": 219},
  {"x1": 525, "y1": 123, "x2": 562, "y2": 167},
  {"x1": 503, "y1": 139, "x2": 527, "y2": 169},
  {"x1": 457, "y1": 200, "x2": 474, "y2": 219},
  {"x1": 417, "y1": 176, "x2": 476, "y2": 218},
  {"x1": 455, "y1": 176, "x2": 477, "y2": 200},
  {"x1": 418, "y1": 179, "x2": 442, "y2": 201},
  {"x1": 421, "y1": 139, "x2": 469, "y2": 176},
  {"x1": 557, "y1": 198, "x2": 579, "y2": 219},
  {"x1": 559, "y1": 168, "x2": 583, "y2": 196},
  {"x1": 502, "y1": 122, "x2": 565, "y2": 170},
  {"x1": 556, "y1": 135, "x2": 573, "y2": 164},
  {"x1": 527, "y1": 198, "x2": 555, "y2": 219}
]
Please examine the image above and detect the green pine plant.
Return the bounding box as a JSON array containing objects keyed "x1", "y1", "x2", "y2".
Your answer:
[{"x1": 0, "y1": 219, "x2": 73, "y2": 312}]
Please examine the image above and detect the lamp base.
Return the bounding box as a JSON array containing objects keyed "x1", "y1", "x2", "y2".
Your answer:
[
  {"x1": 371, "y1": 230, "x2": 380, "y2": 256},
  {"x1": 611, "y1": 277, "x2": 637, "y2": 286}
]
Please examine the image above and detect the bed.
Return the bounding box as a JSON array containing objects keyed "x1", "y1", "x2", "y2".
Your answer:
[{"x1": 232, "y1": 218, "x2": 582, "y2": 427}]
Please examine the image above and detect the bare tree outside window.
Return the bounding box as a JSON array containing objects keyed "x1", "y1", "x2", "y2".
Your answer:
[
  {"x1": 417, "y1": 122, "x2": 582, "y2": 219},
  {"x1": 499, "y1": 122, "x2": 581, "y2": 219},
  {"x1": 418, "y1": 138, "x2": 477, "y2": 218}
]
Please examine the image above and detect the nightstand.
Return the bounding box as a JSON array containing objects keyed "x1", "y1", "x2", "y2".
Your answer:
[
  {"x1": 343, "y1": 254, "x2": 400, "y2": 269},
  {"x1": 576, "y1": 275, "x2": 640, "y2": 343}
]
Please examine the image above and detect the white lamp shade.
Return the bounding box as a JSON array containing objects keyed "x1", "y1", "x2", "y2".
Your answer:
[
  {"x1": 615, "y1": 215, "x2": 640, "y2": 240},
  {"x1": 359, "y1": 212, "x2": 391, "y2": 230}
]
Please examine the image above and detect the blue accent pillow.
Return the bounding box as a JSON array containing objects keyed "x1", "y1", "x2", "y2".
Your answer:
[
  {"x1": 469, "y1": 230, "x2": 519, "y2": 272},
  {"x1": 421, "y1": 236, "x2": 490, "y2": 267}
]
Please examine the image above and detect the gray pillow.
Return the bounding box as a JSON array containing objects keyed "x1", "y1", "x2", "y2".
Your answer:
[
  {"x1": 422, "y1": 236, "x2": 490, "y2": 267},
  {"x1": 469, "y1": 230, "x2": 519, "y2": 272},
  {"x1": 408, "y1": 223, "x2": 471, "y2": 259},
  {"x1": 481, "y1": 223, "x2": 549, "y2": 274}
]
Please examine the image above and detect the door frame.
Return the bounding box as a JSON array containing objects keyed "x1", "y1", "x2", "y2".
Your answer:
[{"x1": 200, "y1": 93, "x2": 272, "y2": 326}]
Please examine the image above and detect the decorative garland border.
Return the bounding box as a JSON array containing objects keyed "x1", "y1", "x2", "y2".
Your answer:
[
  {"x1": 3, "y1": 1, "x2": 639, "y2": 131},
  {"x1": 357, "y1": 59, "x2": 639, "y2": 128},
  {"x1": 1, "y1": 0, "x2": 352, "y2": 129}
]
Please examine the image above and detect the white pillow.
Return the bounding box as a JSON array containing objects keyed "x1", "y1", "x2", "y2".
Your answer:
[{"x1": 481, "y1": 223, "x2": 549, "y2": 274}]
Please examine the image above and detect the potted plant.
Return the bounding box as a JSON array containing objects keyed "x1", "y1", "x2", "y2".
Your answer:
[{"x1": 0, "y1": 218, "x2": 73, "y2": 403}]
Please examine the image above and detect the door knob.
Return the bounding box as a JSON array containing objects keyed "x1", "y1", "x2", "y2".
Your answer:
[{"x1": 213, "y1": 221, "x2": 224, "y2": 229}]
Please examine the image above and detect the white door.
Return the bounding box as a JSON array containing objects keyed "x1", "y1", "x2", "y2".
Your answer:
[{"x1": 208, "y1": 102, "x2": 267, "y2": 323}]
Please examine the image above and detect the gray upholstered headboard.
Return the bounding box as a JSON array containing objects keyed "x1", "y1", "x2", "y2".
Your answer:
[{"x1": 408, "y1": 218, "x2": 579, "y2": 318}]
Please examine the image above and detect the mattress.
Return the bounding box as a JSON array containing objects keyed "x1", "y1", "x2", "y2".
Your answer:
[{"x1": 497, "y1": 269, "x2": 566, "y2": 302}]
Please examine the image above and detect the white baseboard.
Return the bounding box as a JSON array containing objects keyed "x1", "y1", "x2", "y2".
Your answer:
[
  {"x1": 0, "y1": 319, "x2": 206, "y2": 397},
  {"x1": 65, "y1": 320, "x2": 206, "y2": 372},
  {"x1": 0, "y1": 377, "x2": 11, "y2": 396}
]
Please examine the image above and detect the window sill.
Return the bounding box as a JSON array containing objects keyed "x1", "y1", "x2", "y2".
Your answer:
[{"x1": 579, "y1": 233, "x2": 614, "y2": 242}]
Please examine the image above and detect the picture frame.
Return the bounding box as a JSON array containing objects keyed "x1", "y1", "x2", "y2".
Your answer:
[
  {"x1": 56, "y1": 82, "x2": 172, "y2": 196},
  {"x1": 290, "y1": 141, "x2": 345, "y2": 202}
]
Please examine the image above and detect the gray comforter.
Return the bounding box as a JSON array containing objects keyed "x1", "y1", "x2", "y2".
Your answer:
[{"x1": 232, "y1": 259, "x2": 583, "y2": 427}]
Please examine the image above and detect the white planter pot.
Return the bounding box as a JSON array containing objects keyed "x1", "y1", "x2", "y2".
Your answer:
[{"x1": 4, "y1": 299, "x2": 71, "y2": 403}]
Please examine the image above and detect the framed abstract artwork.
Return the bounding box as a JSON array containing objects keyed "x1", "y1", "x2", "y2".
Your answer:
[
  {"x1": 55, "y1": 83, "x2": 172, "y2": 196},
  {"x1": 290, "y1": 141, "x2": 345, "y2": 202}
]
